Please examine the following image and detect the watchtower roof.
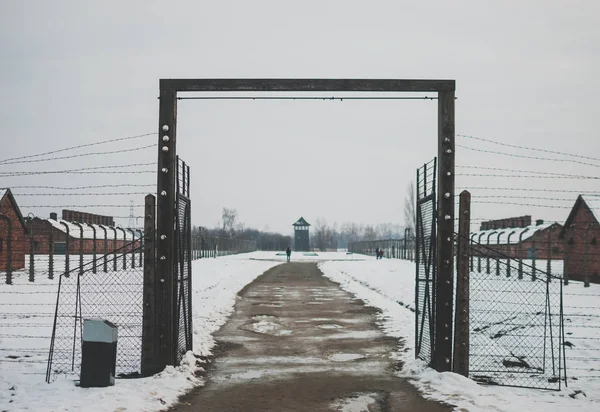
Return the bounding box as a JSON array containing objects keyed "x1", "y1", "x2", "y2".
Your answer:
[{"x1": 292, "y1": 217, "x2": 311, "y2": 227}]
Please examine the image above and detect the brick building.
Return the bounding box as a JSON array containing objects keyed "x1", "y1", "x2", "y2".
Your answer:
[
  {"x1": 471, "y1": 216, "x2": 564, "y2": 262},
  {"x1": 27, "y1": 214, "x2": 139, "y2": 255},
  {"x1": 560, "y1": 195, "x2": 600, "y2": 283},
  {"x1": 0, "y1": 189, "x2": 28, "y2": 271}
]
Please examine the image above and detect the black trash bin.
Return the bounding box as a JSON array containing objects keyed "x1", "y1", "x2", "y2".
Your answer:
[{"x1": 80, "y1": 319, "x2": 118, "y2": 388}]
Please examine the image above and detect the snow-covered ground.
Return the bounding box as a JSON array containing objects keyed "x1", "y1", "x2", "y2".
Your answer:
[
  {"x1": 2, "y1": 251, "x2": 598, "y2": 411},
  {"x1": 319, "y1": 256, "x2": 600, "y2": 411},
  {"x1": 0, "y1": 252, "x2": 281, "y2": 411}
]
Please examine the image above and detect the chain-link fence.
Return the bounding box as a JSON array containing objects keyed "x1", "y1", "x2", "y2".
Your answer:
[
  {"x1": 466, "y1": 237, "x2": 565, "y2": 390},
  {"x1": 46, "y1": 240, "x2": 144, "y2": 382}
]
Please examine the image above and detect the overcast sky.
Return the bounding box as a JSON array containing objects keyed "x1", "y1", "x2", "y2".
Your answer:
[{"x1": 1, "y1": 1, "x2": 599, "y2": 235}]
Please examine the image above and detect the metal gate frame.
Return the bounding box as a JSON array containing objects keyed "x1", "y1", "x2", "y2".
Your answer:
[
  {"x1": 155, "y1": 78, "x2": 456, "y2": 371},
  {"x1": 415, "y1": 159, "x2": 437, "y2": 366},
  {"x1": 174, "y1": 157, "x2": 193, "y2": 363}
]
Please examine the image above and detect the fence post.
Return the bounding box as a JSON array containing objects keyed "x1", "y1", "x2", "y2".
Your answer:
[
  {"x1": 60, "y1": 222, "x2": 70, "y2": 276},
  {"x1": 128, "y1": 228, "x2": 136, "y2": 268},
  {"x1": 98, "y1": 225, "x2": 108, "y2": 273},
  {"x1": 28, "y1": 217, "x2": 35, "y2": 283},
  {"x1": 72, "y1": 222, "x2": 84, "y2": 276},
  {"x1": 142, "y1": 194, "x2": 158, "y2": 376},
  {"x1": 88, "y1": 224, "x2": 97, "y2": 274},
  {"x1": 117, "y1": 227, "x2": 127, "y2": 270},
  {"x1": 453, "y1": 190, "x2": 470, "y2": 377},
  {"x1": 137, "y1": 229, "x2": 144, "y2": 268},
  {"x1": 48, "y1": 223, "x2": 54, "y2": 279},
  {"x1": 547, "y1": 226, "x2": 552, "y2": 282},
  {"x1": 111, "y1": 226, "x2": 118, "y2": 272}
]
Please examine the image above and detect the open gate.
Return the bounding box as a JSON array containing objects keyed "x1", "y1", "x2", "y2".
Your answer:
[
  {"x1": 415, "y1": 158, "x2": 437, "y2": 366},
  {"x1": 174, "y1": 157, "x2": 193, "y2": 362}
]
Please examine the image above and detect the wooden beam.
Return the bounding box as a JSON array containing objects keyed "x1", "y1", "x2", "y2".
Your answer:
[{"x1": 160, "y1": 78, "x2": 455, "y2": 93}]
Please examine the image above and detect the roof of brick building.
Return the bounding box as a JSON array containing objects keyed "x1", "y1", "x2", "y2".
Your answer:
[
  {"x1": 581, "y1": 195, "x2": 600, "y2": 224},
  {"x1": 47, "y1": 219, "x2": 138, "y2": 241},
  {"x1": 471, "y1": 222, "x2": 556, "y2": 245}
]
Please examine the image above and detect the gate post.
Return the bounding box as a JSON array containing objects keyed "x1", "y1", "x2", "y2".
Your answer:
[
  {"x1": 453, "y1": 190, "x2": 470, "y2": 377},
  {"x1": 156, "y1": 84, "x2": 177, "y2": 368},
  {"x1": 142, "y1": 194, "x2": 158, "y2": 376},
  {"x1": 435, "y1": 89, "x2": 455, "y2": 372}
]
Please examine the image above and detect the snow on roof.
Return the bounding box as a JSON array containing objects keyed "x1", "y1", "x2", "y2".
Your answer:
[
  {"x1": 582, "y1": 195, "x2": 600, "y2": 224},
  {"x1": 0, "y1": 189, "x2": 6, "y2": 201},
  {"x1": 471, "y1": 222, "x2": 554, "y2": 245},
  {"x1": 47, "y1": 219, "x2": 137, "y2": 240}
]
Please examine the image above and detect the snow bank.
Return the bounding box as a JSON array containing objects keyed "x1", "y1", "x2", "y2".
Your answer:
[{"x1": 319, "y1": 257, "x2": 600, "y2": 411}]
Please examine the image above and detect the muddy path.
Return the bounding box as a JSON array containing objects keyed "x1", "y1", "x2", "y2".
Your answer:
[{"x1": 170, "y1": 262, "x2": 451, "y2": 411}]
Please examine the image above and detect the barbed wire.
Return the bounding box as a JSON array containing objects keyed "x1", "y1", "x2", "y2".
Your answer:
[
  {"x1": 457, "y1": 144, "x2": 600, "y2": 168},
  {"x1": 12, "y1": 192, "x2": 149, "y2": 196},
  {"x1": 2, "y1": 184, "x2": 155, "y2": 190},
  {"x1": 456, "y1": 173, "x2": 599, "y2": 180},
  {"x1": 457, "y1": 186, "x2": 600, "y2": 195},
  {"x1": 456, "y1": 165, "x2": 599, "y2": 179},
  {"x1": 457, "y1": 134, "x2": 600, "y2": 163},
  {"x1": 20, "y1": 204, "x2": 145, "y2": 208},
  {"x1": 0, "y1": 162, "x2": 156, "y2": 177},
  {"x1": 0, "y1": 144, "x2": 156, "y2": 166},
  {"x1": 0, "y1": 132, "x2": 156, "y2": 164}
]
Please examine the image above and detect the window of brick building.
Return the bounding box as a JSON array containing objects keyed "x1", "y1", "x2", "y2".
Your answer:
[
  {"x1": 552, "y1": 246, "x2": 560, "y2": 254},
  {"x1": 568, "y1": 238, "x2": 574, "y2": 245},
  {"x1": 592, "y1": 238, "x2": 597, "y2": 246},
  {"x1": 0, "y1": 238, "x2": 3, "y2": 253}
]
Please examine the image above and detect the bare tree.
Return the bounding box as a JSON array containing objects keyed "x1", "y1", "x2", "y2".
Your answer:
[
  {"x1": 404, "y1": 181, "x2": 416, "y2": 236},
  {"x1": 221, "y1": 207, "x2": 238, "y2": 238}
]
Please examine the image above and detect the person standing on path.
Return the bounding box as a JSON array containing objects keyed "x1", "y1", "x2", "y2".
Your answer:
[{"x1": 286, "y1": 246, "x2": 291, "y2": 262}]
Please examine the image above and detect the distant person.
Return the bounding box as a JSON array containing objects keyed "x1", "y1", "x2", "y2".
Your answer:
[
  {"x1": 286, "y1": 246, "x2": 291, "y2": 262},
  {"x1": 375, "y1": 247, "x2": 380, "y2": 260},
  {"x1": 378, "y1": 249, "x2": 384, "y2": 259}
]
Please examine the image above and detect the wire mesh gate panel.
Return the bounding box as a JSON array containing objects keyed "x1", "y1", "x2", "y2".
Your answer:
[
  {"x1": 174, "y1": 157, "x2": 193, "y2": 363},
  {"x1": 467, "y1": 239, "x2": 565, "y2": 390},
  {"x1": 46, "y1": 242, "x2": 144, "y2": 382},
  {"x1": 415, "y1": 158, "x2": 437, "y2": 365}
]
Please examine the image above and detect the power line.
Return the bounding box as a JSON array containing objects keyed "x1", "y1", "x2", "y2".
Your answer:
[
  {"x1": 457, "y1": 134, "x2": 600, "y2": 163},
  {"x1": 0, "y1": 132, "x2": 156, "y2": 164},
  {"x1": 0, "y1": 144, "x2": 156, "y2": 166},
  {"x1": 456, "y1": 144, "x2": 600, "y2": 168}
]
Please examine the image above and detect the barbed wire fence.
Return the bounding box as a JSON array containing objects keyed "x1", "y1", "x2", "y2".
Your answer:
[
  {"x1": 191, "y1": 235, "x2": 257, "y2": 259},
  {"x1": 0, "y1": 132, "x2": 157, "y2": 381},
  {"x1": 347, "y1": 237, "x2": 415, "y2": 260},
  {"x1": 454, "y1": 133, "x2": 600, "y2": 388}
]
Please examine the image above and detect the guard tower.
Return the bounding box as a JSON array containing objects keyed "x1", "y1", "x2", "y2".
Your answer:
[{"x1": 293, "y1": 217, "x2": 310, "y2": 252}]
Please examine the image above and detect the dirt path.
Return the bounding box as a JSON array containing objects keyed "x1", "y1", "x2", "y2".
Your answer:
[{"x1": 171, "y1": 262, "x2": 451, "y2": 411}]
